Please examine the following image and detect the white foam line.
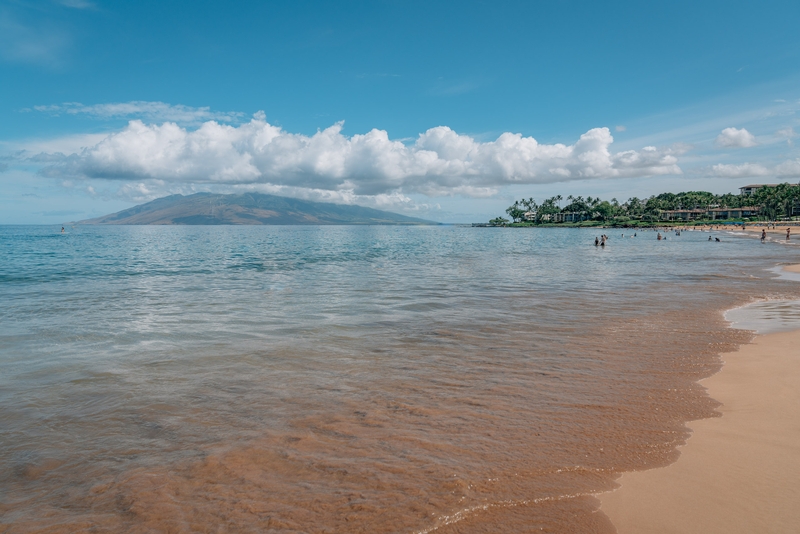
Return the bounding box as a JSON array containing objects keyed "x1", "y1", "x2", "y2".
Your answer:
[
  {"x1": 413, "y1": 491, "x2": 597, "y2": 534},
  {"x1": 769, "y1": 265, "x2": 800, "y2": 282}
]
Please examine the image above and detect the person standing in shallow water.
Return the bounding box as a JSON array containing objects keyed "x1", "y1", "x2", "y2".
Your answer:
[
  {"x1": 595, "y1": 237, "x2": 599, "y2": 246},
  {"x1": 762, "y1": 229, "x2": 767, "y2": 243},
  {"x1": 787, "y1": 228, "x2": 791, "y2": 240}
]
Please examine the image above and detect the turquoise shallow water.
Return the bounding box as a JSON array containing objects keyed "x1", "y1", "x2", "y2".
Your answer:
[{"x1": 2, "y1": 225, "x2": 800, "y2": 533}]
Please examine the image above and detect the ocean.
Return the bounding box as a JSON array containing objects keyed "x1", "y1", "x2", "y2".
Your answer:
[{"x1": 2, "y1": 225, "x2": 799, "y2": 533}]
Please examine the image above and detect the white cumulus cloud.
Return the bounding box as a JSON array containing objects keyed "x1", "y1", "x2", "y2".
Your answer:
[
  {"x1": 715, "y1": 127, "x2": 758, "y2": 148},
  {"x1": 711, "y1": 163, "x2": 770, "y2": 178},
  {"x1": 34, "y1": 113, "x2": 683, "y2": 198},
  {"x1": 776, "y1": 159, "x2": 800, "y2": 177},
  {"x1": 710, "y1": 158, "x2": 800, "y2": 179}
]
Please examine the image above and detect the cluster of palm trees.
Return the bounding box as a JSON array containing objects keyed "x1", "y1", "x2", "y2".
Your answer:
[
  {"x1": 499, "y1": 184, "x2": 800, "y2": 224},
  {"x1": 505, "y1": 194, "x2": 625, "y2": 223}
]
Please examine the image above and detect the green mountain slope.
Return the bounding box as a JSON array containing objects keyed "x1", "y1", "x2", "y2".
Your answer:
[{"x1": 78, "y1": 193, "x2": 437, "y2": 225}]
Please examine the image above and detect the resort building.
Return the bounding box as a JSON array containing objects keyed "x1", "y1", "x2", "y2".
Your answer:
[
  {"x1": 551, "y1": 212, "x2": 589, "y2": 223},
  {"x1": 707, "y1": 207, "x2": 760, "y2": 219},
  {"x1": 660, "y1": 209, "x2": 707, "y2": 221},
  {"x1": 739, "y1": 184, "x2": 780, "y2": 195},
  {"x1": 660, "y1": 207, "x2": 760, "y2": 220}
]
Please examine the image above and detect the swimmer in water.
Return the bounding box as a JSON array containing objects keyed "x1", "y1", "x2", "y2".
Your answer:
[{"x1": 61, "y1": 227, "x2": 64, "y2": 233}]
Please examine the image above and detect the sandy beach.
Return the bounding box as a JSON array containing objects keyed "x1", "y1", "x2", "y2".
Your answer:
[
  {"x1": 599, "y1": 327, "x2": 800, "y2": 533},
  {"x1": 686, "y1": 224, "x2": 798, "y2": 236}
]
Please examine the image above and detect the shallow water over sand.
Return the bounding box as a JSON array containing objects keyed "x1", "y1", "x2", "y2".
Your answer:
[
  {"x1": 726, "y1": 298, "x2": 800, "y2": 334},
  {"x1": 2, "y1": 225, "x2": 799, "y2": 532}
]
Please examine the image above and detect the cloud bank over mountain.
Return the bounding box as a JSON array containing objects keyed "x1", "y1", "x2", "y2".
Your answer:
[{"x1": 37, "y1": 112, "x2": 683, "y2": 199}]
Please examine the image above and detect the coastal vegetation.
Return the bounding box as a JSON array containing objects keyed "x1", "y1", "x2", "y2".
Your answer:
[{"x1": 493, "y1": 183, "x2": 800, "y2": 226}]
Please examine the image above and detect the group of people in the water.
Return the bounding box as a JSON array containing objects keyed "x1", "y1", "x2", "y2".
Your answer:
[
  {"x1": 656, "y1": 231, "x2": 678, "y2": 240},
  {"x1": 592, "y1": 224, "x2": 795, "y2": 246},
  {"x1": 594, "y1": 232, "x2": 640, "y2": 246},
  {"x1": 760, "y1": 227, "x2": 792, "y2": 242}
]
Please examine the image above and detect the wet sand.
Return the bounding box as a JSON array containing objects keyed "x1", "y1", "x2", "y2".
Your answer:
[
  {"x1": 784, "y1": 263, "x2": 800, "y2": 274},
  {"x1": 599, "y1": 328, "x2": 800, "y2": 533}
]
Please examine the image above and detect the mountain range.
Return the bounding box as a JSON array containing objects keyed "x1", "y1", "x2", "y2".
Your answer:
[{"x1": 78, "y1": 193, "x2": 437, "y2": 225}]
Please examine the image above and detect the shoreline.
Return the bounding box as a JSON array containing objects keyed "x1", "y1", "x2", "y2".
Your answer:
[{"x1": 598, "y1": 308, "x2": 800, "y2": 532}]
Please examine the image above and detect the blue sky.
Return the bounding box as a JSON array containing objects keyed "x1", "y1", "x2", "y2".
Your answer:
[{"x1": 2, "y1": 0, "x2": 800, "y2": 223}]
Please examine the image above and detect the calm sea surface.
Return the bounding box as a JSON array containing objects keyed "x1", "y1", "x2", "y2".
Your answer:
[{"x1": 2, "y1": 225, "x2": 800, "y2": 533}]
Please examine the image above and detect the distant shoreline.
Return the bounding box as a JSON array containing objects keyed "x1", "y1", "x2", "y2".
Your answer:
[{"x1": 471, "y1": 221, "x2": 781, "y2": 229}]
